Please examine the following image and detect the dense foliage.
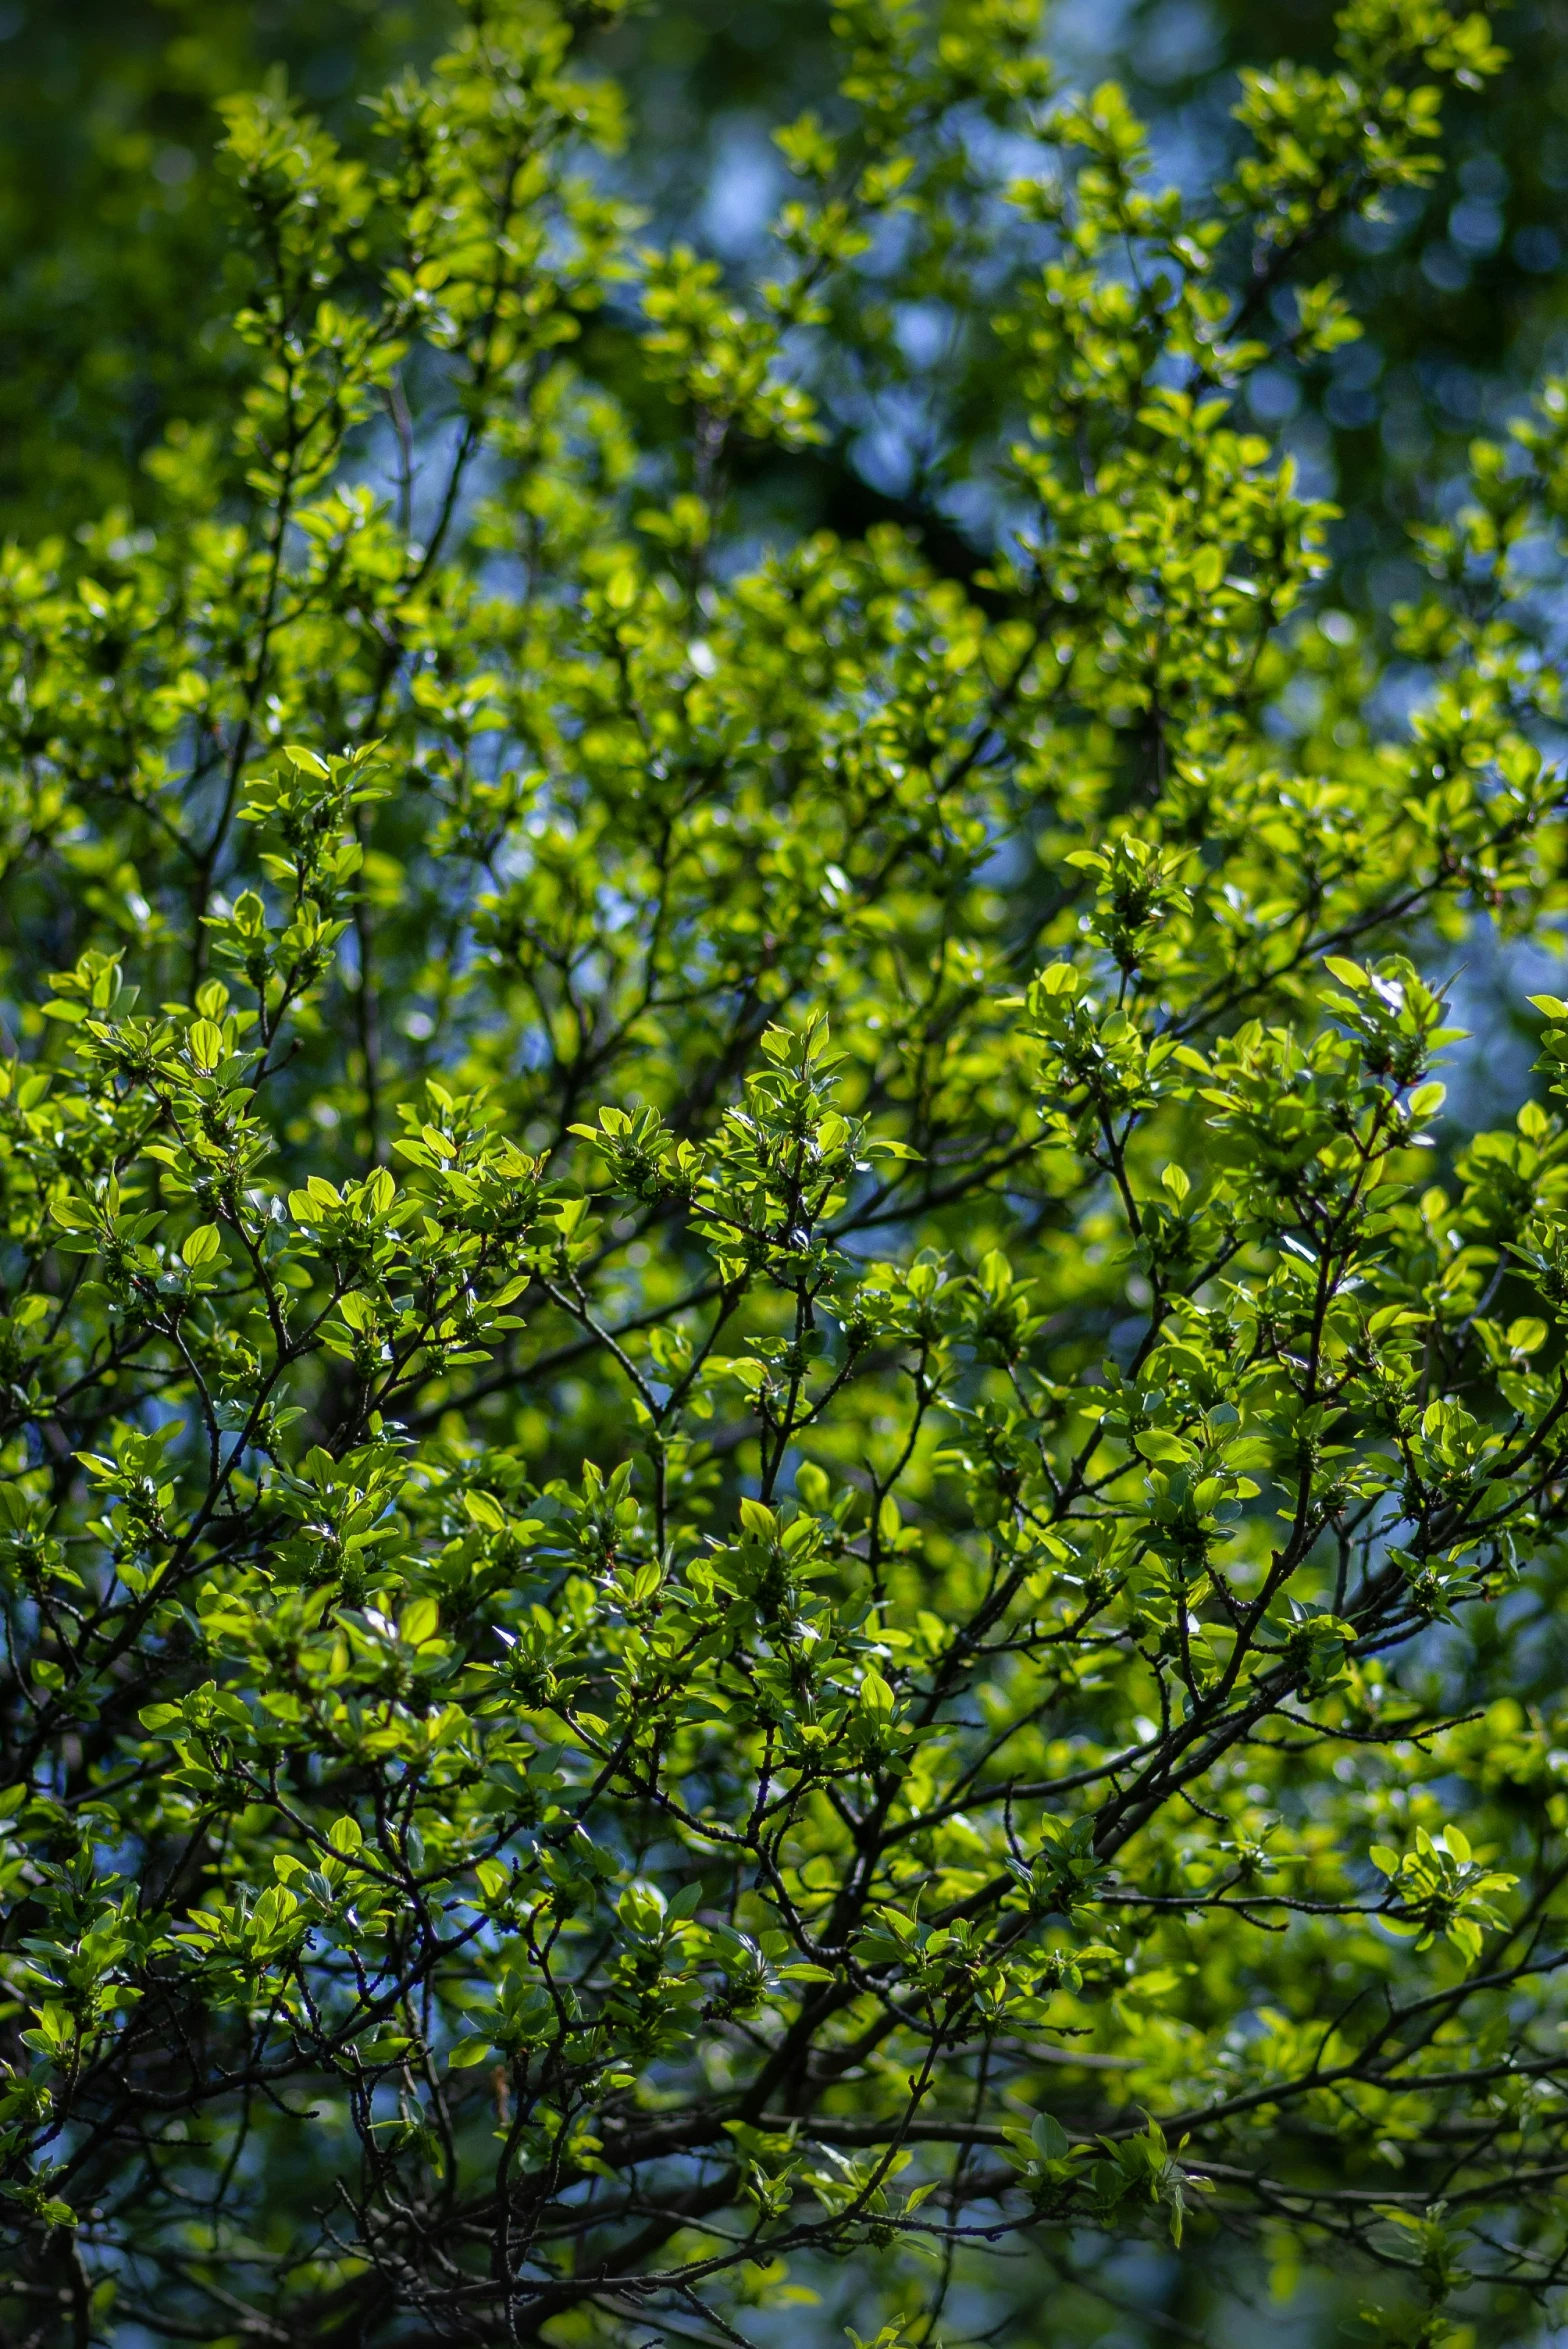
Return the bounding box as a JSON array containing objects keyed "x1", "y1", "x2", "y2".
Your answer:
[
  {"x1": 10, "y1": 0, "x2": 1568, "y2": 578},
  {"x1": 6, "y1": 2, "x2": 1568, "y2": 2345}
]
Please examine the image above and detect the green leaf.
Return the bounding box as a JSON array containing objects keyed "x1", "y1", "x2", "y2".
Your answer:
[
  {"x1": 447, "y1": 2035, "x2": 496, "y2": 2069},
  {"x1": 860, "y1": 1669, "x2": 895, "y2": 1718},
  {"x1": 188, "y1": 1019, "x2": 225, "y2": 1071},
  {"x1": 1030, "y1": 2111, "x2": 1070, "y2": 2160}
]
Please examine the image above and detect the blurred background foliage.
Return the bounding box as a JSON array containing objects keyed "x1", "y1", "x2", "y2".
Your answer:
[
  {"x1": 0, "y1": 0, "x2": 428, "y2": 524},
  {"x1": 7, "y1": 0, "x2": 1567, "y2": 606}
]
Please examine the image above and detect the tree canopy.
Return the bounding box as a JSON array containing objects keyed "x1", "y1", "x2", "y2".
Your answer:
[
  {"x1": 9, "y1": 0, "x2": 1568, "y2": 575},
  {"x1": 5, "y1": 3, "x2": 1568, "y2": 2346}
]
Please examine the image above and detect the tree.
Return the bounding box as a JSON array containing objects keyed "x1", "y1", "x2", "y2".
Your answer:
[
  {"x1": 6, "y1": 1, "x2": 1568, "y2": 2344},
  {"x1": 9, "y1": 0, "x2": 1566, "y2": 601}
]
